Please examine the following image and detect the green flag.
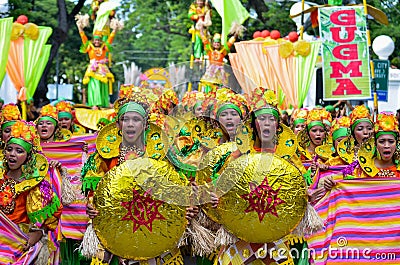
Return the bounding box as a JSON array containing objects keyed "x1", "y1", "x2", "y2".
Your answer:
[
  {"x1": 328, "y1": 0, "x2": 343, "y2": 5},
  {"x1": 210, "y1": 0, "x2": 250, "y2": 44},
  {"x1": 0, "y1": 18, "x2": 13, "y2": 84},
  {"x1": 93, "y1": 1, "x2": 119, "y2": 34}
]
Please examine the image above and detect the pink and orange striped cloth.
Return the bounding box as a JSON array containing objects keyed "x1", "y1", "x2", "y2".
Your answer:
[
  {"x1": 307, "y1": 178, "x2": 400, "y2": 264},
  {"x1": 41, "y1": 135, "x2": 96, "y2": 241},
  {"x1": 0, "y1": 211, "x2": 42, "y2": 264}
]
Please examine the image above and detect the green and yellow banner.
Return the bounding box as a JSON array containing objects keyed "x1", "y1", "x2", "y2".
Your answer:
[{"x1": 319, "y1": 6, "x2": 371, "y2": 100}]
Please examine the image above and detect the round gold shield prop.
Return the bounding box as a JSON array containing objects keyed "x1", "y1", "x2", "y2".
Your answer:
[
  {"x1": 93, "y1": 158, "x2": 188, "y2": 260},
  {"x1": 198, "y1": 153, "x2": 307, "y2": 243}
]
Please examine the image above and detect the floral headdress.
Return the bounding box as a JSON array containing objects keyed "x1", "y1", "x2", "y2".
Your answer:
[
  {"x1": 292, "y1": 108, "x2": 308, "y2": 127},
  {"x1": 56, "y1": 101, "x2": 73, "y2": 120},
  {"x1": 320, "y1": 108, "x2": 333, "y2": 127},
  {"x1": 115, "y1": 85, "x2": 156, "y2": 120},
  {"x1": 330, "y1": 116, "x2": 351, "y2": 142},
  {"x1": 1, "y1": 103, "x2": 21, "y2": 130},
  {"x1": 182, "y1": 91, "x2": 205, "y2": 111},
  {"x1": 214, "y1": 88, "x2": 248, "y2": 119},
  {"x1": 246, "y1": 87, "x2": 279, "y2": 120},
  {"x1": 306, "y1": 108, "x2": 325, "y2": 131},
  {"x1": 7, "y1": 120, "x2": 39, "y2": 153},
  {"x1": 349, "y1": 105, "x2": 372, "y2": 132},
  {"x1": 38, "y1": 104, "x2": 58, "y2": 126},
  {"x1": 151, "y1": 89, "x2": 179, "y2": 115},
  {"x1": 374, "y1": 112, "x2": 399, "y2": 139}
]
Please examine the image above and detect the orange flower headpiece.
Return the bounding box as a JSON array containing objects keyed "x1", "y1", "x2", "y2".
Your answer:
[
  {"x1": 8, "y1": 120, "x2": 39, "y2": 153},
  {"x1": 292, "y1": 108, "x2": 308, "y2": 126},
  {"x1": 1, "y1": 104, "x2": 21, "y2": 130},
  {"x1": 152, "y1": 89, "x2": 179, "y2": 115},
  {"x1": 247, "y1": 87, "x2": 279, "y2": 120},
  {"x1": 331, "y1": 116, "x2": 351, "y2": 141},
  {"x1": 374, "y1": 112, "x2": 399, "y2": 139},
  {"x1": 320, "y1": 108, "x2": 333, "y2": 126},
  {"x1": 214, "y1": 88, "x2": 248, "y2": 119},
  {"x1": 349, "y1": 105, "x2": 372, "y2": 131},
  {"x1": 306, "y1": 108, "x2": 325, "y2": 131},
  {"x1": 182, "y1": 91, "x2": 205, "y2": 110},
  {"x1": 115, "y1": 85, "x2": 158, "y2": 119},
  {"x1": 56, "y1": 101, "x2": 73, "y2": 120},
  {"x1": 38, "y1": 104, "x2": 58, "y2": 126}
]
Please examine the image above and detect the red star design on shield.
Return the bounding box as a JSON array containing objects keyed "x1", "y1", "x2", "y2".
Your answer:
[
  {"x1": 241, "y1": 177, "x2": 285, "y2": 221},
  {"x1": 121, "y1": 188, "x2": 166, "y2": 233}
]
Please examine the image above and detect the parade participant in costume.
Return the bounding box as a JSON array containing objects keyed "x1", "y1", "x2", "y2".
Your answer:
[
  {"x1": 0, "y1": 120, "x2": 63, "y2": 264},
  {"x1": 297, "y1": 108, "x2": 328, "y2": 162},
  {"x1": 1, "y1": 103, "x2": 22, "y2": 147},
  {"x1": 56, "y1": 101, "x2": 87, "y2": 135},
  {"x1": 36, "y1": 104, "x2": 77, "y2": 264},
  {"x1": 182, "y1": 91, "x2": 206, "y2": 117},
  {"x1": 315, "y1": 116, "x2": 351, "y2": 167},
  {"x1": 290, "y1": 109, "x2": 308, "y2": 135},
  {"x1": 81, "y1": 86, "x2": 197, "y2": 265},
  {"x1": 323, "y1": 112, "x2": 400, "y2": 191},
  {"x1": 199, "y1": 28, "x2": 238, "y2": 92},
  {"x1": 36, "y1": 104, "x2": 72, "y2": 144},
  {"x1": 76, "y1": 18, "x2": 121, "y2": 108},
  {"x1": 336, "y1": 105, "x2": 373, "y2": 164},
  {"x1": 197, "y1": 87, "x2": 318, "y2": 265},
  {"x1": 214, "y1": 89, "x2": 248, "y2": 143},
  {"x1": 188, "y1": 0, "x2": 212, "y2": 61}
]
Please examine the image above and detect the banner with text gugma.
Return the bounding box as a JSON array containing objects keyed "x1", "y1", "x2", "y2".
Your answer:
[{"x1": 319, "y1": 6, "x2": 371, "y2": 100}]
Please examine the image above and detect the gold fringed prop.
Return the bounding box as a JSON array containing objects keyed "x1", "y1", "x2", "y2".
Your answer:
[
  {"x1": 292, "y1": 202, "x2": 324, "y2": 237},
  {"x1": 60, "y1": 167, "x2": 76, "y2": 206},
  {"x1": 178, "y1": 217, "x2": 216, "y2": 256},
  {"x1": 215, "y1": 225, "x2": 238, "y2": 247},
  {"x1": 79, "y1": 222, "x2": 100, "y2": 259},
  {"x1": 35, "y1": 234, "x2": 50, "y2": 265},
  {"x1": 109, "y1": 18, "x2": 124, "y2": 32}
]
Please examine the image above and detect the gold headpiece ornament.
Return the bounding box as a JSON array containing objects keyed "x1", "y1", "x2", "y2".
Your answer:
[{"x1": 246, "y1": 87, "x2": 280, "y2": 120}]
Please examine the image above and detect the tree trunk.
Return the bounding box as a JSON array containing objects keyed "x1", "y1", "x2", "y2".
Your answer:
[{"x1": 33, "y1": 0, "x2": 85, "y2": 104}]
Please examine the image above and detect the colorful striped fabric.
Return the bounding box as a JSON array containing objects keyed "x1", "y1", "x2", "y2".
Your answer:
[
  {"x1": 42, "y1": 141, "x2": 90, "y2": 240},
  {"x1": 310, "y1": 166, "x2": 346, "y2": 190},
  {"x1": 70, "y1": 133, "x2": 98, "y2": 154},
  {"x1": 0, "y1": 211, "x2": 42, "y2": 265},
  {"x1": 307, "y1": 178, "x2": 400, "y2": 264}
]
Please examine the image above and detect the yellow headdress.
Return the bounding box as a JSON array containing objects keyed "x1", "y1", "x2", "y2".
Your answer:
[
  {"x1": 349, "y1": 105, "x2": 372, "y2": 132},
  {"x1": 1, "y1": 103, "x2": 21, "y2": 130},
  {"x1": 374, "y1": 112, "x2": 399, "y2": 139},
  {"x1": 330, "y1": 116, "x2": 351, "y2": 142},
  {"x1": 8, "y1": 120, "x2": 39, "y2": 153},
  {"x1": 246, "y1": 87, "x2": 279, "y2": 120},
  {"x1": 56, "y1": 101, "x2": 74, "y2": 120}
]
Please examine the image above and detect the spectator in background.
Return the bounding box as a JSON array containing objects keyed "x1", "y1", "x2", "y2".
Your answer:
[
  {"x1": 281, "y1": 110, "x2": 289, "y2": 126},
  {"x1": 0, "y1": 98, "x2": 4, "y2": 110}
]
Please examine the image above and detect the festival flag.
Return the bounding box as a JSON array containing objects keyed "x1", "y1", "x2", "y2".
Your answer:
[
  {"x1": 210, "y1": 0, "x2": 250, "y2": 44},
  {"x1": 307, "y1": 179, "x2": 400, "y2": 264},
  {"x1": 319, "y1": 6, "x2": 371, "y2": 100}
]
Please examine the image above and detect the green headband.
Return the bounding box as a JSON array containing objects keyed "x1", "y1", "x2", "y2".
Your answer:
[
  {"x1": 1, "y1": 121, "x2": 16, "y2": 131},
  {"x1": 38, "y1": 116, "x2": 58, "y2": 127},
  {"x1": 293, "y1": 118, "x2": 306, "y2": 127},
  {"x1": 376, "y1": 131, "x2": 398, "y2": 140},
  {"x1": 216, "y1": 104, "x2": 242, "y2": 119},
  {"x1": 307, "y1": 121, "x2": 325, "y2": 131},
  {"x1": 118, "y1": 102, "x2": 147, "y2": 119},
  {"x1": 7, "y1": 137, "x2": 32, "y2": 153},
  {"x1": 332, "y1": 127, "x2": 350, "y2": 142},
  {"x1": 351, "y1": 118, "x2": 372, "y2": 132},
  {"x1": 254, "y1": 108, "x2": 279, "y2": 120},
  {"x1": 58, "y1": 111, "x2": 73, "y2": 120},
  {"x1": 93, "y1": 35, "x2": 101, "y2": 40}
]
